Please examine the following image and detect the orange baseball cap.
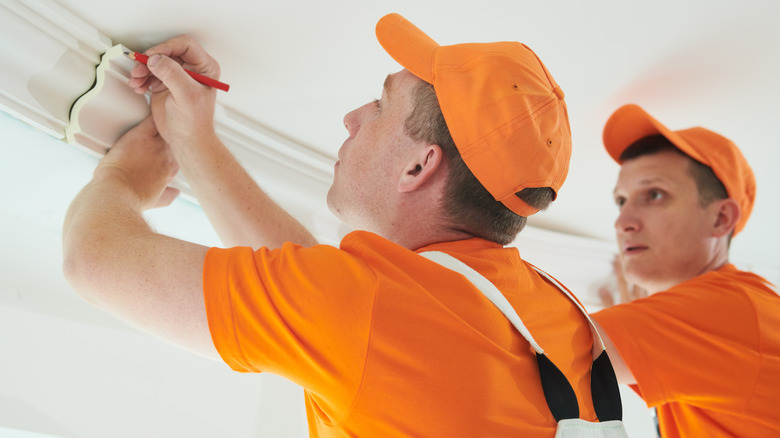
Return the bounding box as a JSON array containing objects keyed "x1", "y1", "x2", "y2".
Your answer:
[
  {"x1": 375, "y1": 13, "x2": 571, "y2": 217},
  {"x1": 603, "y1": 104, "x2": 756, "y2": 235}
]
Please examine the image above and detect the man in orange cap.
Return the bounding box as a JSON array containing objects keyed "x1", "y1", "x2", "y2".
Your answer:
[
  {"x1": 592, "y1": 104, "x2": 780, "y2": 437},
  {"x1": 63, "y1": 13, "x2": 623, "y2": 436}
]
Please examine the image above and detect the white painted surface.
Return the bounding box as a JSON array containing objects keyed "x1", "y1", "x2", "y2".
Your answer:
[{"x1": 2, "y1": 1, "x2": 779, "y2": 436}]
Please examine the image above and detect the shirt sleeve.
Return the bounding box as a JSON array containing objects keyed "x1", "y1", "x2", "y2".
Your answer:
[
  {"x1": 202, "y1": 241, "x2": 376, "y2": 408},
  {"x1": 592, "y1": 273, "x2": 760, "y2": 412}
]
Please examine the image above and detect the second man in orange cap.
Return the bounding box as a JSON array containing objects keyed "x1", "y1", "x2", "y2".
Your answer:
[{"x1": 592, "y1": 104, "x2": 780, "y2": 437}]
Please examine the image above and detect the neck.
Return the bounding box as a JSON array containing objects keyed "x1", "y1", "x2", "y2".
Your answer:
[
  {"x1": 643, "y1": 240, "x2": 731, "y2": 294},
  {"x1": 390, "y1": 226, "x2": 480, "y2": 251},
  {"x1": 373, "y1": 189, "x2": 481, "y2": 251}
]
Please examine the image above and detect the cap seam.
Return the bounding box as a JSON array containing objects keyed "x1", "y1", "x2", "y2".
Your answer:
[
  {"x1": 458, "y1": 93, "x2": 559, "y2": 158},
  {"x1": 434, "y1": 50, "x2": 545, "y2": 76}
]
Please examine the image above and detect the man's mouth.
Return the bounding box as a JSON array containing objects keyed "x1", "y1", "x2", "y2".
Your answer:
[{"x1": 623, "y1": 243, "x2": 648, "y2": 255}]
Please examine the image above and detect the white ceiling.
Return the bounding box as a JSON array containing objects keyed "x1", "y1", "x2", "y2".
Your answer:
[
  {"x1": 53, "y1": 0, "x2": 780, "y2": 273},
  {"x1": 1, "y1": 1, "x2": 778, "y2": 437}
]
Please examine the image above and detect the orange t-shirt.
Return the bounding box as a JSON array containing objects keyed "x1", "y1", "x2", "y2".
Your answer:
[
  {"x1": 203, "y1": 231, "x2": 598, "y2": 437},
  {"x1": 593, "y1": 264, "x2": 780, "y2": 437}
]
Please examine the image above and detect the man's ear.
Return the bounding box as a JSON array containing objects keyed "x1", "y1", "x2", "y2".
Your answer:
[
  {"x1": 398, "y1": 144, "x2": 443, "y2": 193},
  {"x1": 711, "y1": 198, "x2": 740, "y2": 238}
]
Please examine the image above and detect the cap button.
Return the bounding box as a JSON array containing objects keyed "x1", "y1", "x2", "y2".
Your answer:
[{"x1": 553, "y1": 86, "x2": 565, "y2": 100}]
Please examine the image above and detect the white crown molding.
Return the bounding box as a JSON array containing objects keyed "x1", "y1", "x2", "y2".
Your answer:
[
  {"x1": 0, "y1": 0, "x2": 335, "y2": 217},
  {"x1": 0, "y1": 0, "x2": 625, "y2": 291},
  {"x1": 513, "y1": 225, "x2": 617, "y2": 307},
  {"x1": 214, "y1": 105, "x2": 334, "y2": 185},
  {"x1": 0, "y1": 0, "x2": 111, "y2": 137}
]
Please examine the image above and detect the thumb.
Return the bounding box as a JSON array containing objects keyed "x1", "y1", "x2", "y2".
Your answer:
[{"x1": 147, "y1": 54, "x2": 196, "y2": 99}]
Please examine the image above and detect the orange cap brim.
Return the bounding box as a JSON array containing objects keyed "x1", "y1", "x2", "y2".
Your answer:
[
  {"x1": 603, "y1": 104, "x2": 706, "y2": 166},
  {"x1": 376, "y1": 13, "x2": 438, "y2": 84}
]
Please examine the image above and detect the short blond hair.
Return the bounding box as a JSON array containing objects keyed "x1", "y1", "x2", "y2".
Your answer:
[{"x1": 404, "y1": 82, "x2": 554, "y2": 245}]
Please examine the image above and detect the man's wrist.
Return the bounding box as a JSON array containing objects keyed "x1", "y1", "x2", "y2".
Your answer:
[{"x1": 168, "y1": 127, "x2": 219, "y2": 153}]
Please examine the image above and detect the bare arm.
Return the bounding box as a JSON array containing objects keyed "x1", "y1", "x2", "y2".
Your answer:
[
  {"x1": 593, "y1": 318, "x2": 637, "y2": 385},
  {"x1": 593, "y1": 257, "x2": 643, "y2": 385},
  {"x1": 129, "y1": 35, "x2": 318, "y2": 249},
  {"x1": 63, "y1": 117, "x2": 218, "y2": 359}
]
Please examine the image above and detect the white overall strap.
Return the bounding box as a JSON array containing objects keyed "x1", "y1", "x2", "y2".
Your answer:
[
  {"x1": 419, "y1": 251, "x2": 545, "y2": 355},
  {"x1": 529, "y1": 265, "x2": 607, "y2": 355},
  {"x1": 420, "y1": 251, "x2": 627, "y2": 427},
  {"x1": 419, "y1": 251, "x2": 605, "y2": 357}
]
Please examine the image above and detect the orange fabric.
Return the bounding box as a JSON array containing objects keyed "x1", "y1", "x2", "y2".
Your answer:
[
  {"x1": 602, "y1": 104, "x2": 756, "y2": 235},
  {"x1": 204, "y1": 231, "x2": 598, "y2": 437},
  {"x1": 375, "y1": 13, "x2": 571, "y2": 217},
  {"x1": 593, "y1": 265, "x2": 780, "y2": 437}
]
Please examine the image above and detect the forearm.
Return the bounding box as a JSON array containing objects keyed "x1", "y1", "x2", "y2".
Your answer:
[
  {"x1": 171, "y1": 131, "x2": 318, "y2": 249},
  {"x1": 131, "y1": 40, "x2": 316, "y2": 249}
]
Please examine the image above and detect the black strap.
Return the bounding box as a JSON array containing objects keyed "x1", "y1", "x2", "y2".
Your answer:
[
  {"x1": 591, "y1": 351, "x2": 623, "y2": 421},
  {"x1": 537, "y1": 353, "x2": 579, "y2": 421},
  {"x1": 537, "y1": 350, "x2": 622, "y2": 422}
]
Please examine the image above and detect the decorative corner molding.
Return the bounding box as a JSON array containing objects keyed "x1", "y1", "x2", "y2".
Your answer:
[{"x1": 65, "y1": 44, "x2": 150, "y2": 157}]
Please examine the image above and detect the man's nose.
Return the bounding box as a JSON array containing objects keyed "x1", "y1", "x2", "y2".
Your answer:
[
  {"x1": 343, "y1": 103, "x2": 371, "y2": 137},
  {"x1": 614, "y1": 203, "x2": 640, "y2": 233}
]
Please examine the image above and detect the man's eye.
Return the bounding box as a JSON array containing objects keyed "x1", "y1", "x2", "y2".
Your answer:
[
  {"x1": 373, "y1": 99, "x2": 381, "y2": 111},
  {"x1": 614, "y1": 197, "x2": 625, "y2": 208},
  {"x1": 648, "y1": 190, "x2": 663, "y2": 201}
]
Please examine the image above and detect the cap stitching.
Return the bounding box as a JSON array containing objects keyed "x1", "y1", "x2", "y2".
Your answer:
[{"x1": 458, "y1": 93, "x2": 559, "y2": 157}]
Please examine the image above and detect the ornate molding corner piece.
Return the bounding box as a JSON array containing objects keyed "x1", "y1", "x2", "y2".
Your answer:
[
  {"x1": 61, "y1": 44, "x2": 202, "y2": 198},
  {"x1": 66, "y1": 44, "x2": 150, "y2": 156},
  {"x1": 0, "y1": 0, "x2": 111, "y2": 138}
]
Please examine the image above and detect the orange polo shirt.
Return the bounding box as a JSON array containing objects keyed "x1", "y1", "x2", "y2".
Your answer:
[
  {"x1": 204, "y1": 231, "x2": 598, "y2": 437},
  {"x1": 593, "y1": 264, "x2": 780, "y2": 437}
]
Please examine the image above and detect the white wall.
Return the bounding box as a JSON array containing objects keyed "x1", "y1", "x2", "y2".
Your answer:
[{"x1": 0, "y1": 113, "x2": 310, "y2": 438}]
